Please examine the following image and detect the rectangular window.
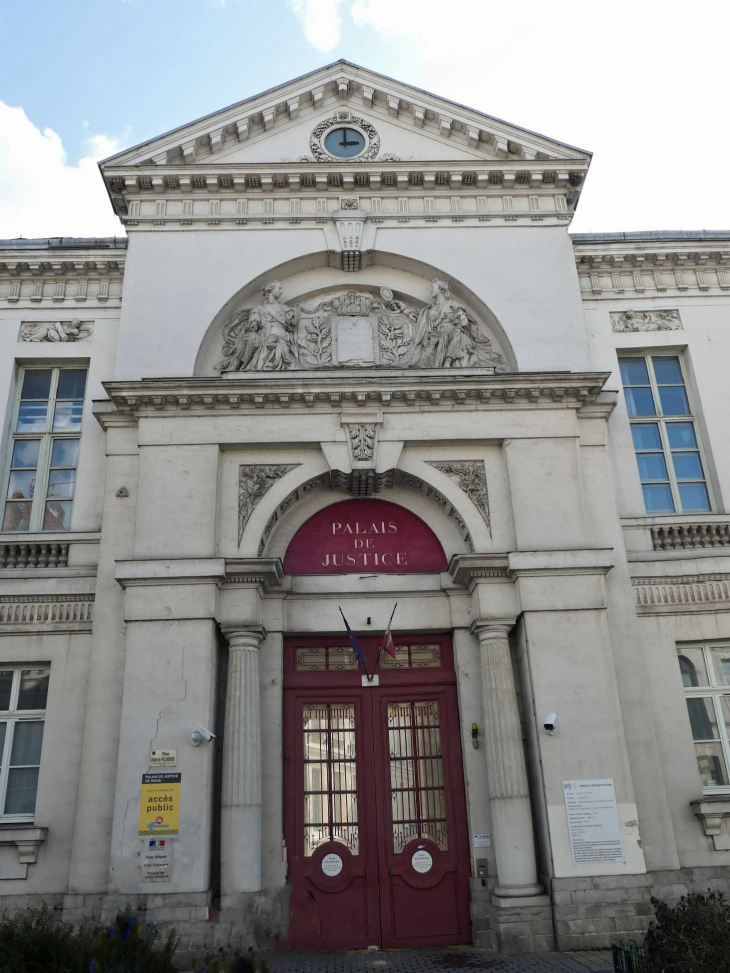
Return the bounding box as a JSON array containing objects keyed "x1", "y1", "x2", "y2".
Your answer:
[
  {"x1": 0, "y1": 667, "x2": 49, "y2": 819},
  {"x1": 678, "y1": 645, "x2": 730, "y2": 791},
  {"x1": 619, "y1": 355, "x2": 711, "y2": 514},
  {"x1": 2, "y1": 367, "x2": 86, "y2": 532}
]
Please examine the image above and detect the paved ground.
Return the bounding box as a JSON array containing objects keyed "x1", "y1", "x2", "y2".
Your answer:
[{"x1": 265, "y1": 947, "x2": 613, "y2": 973}]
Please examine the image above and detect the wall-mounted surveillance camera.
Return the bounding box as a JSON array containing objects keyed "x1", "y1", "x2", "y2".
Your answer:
[
  {"x1": 543, "y1": 713, "x2": 558, "y2": 735},
  {"x1": 191, "y1": 724, "x2": 216, "y2": 746}
]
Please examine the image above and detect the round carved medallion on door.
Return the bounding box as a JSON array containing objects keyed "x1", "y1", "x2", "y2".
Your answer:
[
  {"x1": 397, "y1": 838, "x2": 448, "y2": 890},
  {"x1": 308, "y1": 841, "x2": 362, "y2": 893}
]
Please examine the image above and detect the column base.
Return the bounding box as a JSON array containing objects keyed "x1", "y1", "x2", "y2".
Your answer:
[
  {"x1": 492, "y1": 891, "x2": 551, "y2": 909},
  {"x1": 493, "y1": 882, "x2": 544, "y2": 899}
]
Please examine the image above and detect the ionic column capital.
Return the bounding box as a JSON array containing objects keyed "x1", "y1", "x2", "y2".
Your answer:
[
  {"x1": 470, "y1": 617, "x2": 516, "y2": 640},
  {"x1": 220, "y1": 623, "x2": 266, "y2": 647}
]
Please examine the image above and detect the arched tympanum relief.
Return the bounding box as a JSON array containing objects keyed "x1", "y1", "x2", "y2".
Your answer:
[{"x1": 215, "y1": 279, "x2": 507, "y2": 374}]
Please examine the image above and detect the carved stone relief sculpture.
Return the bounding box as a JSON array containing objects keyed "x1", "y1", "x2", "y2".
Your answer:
[
  {"x1": 347, "y1": 424, "x2": 377, "y2": 462},
  {"x1": 19, "y1": 319, "x2": 93, "y2": 342},
  {"x1": 216, "y1": 281, "x2": 507, "y2": 374},
  {"x1": 610, "y1": 309, "x2": 681, "y2": 333},
  {"x1": 427, "y1": 461, "x2": 490, "y2": 531},
  {"x1": 238, "y1": 464, "x2": 299, "y2": 543}
]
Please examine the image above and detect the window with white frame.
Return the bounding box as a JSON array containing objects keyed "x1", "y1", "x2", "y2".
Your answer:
[
  {"x1": 678, "y1": 644, "x2": 730, "y2": 791},
  {"x1": 619, "y1": 354, "x2": 711, "y2": 515},
  {"x1": 0, "y1": 667, "x2": 49, "y2": 819},
  {"x1": 2, "y1": 366, "x2": 87, "y2": 532}
]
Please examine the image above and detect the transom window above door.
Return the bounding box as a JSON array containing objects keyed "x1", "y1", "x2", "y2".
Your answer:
[{"x1": 619, "y1": 355, "x2": 711, "y2": 514}]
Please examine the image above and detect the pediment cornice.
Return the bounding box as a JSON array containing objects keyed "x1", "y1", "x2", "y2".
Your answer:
[
  {"x1": 102, "y1": 61, "x2": 590, "y2": 172},
  {"x1": 96, "y1": 369, "x2": 610, "y2": 426}
]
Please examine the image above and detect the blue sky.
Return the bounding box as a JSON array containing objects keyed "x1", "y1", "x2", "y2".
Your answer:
[{"x1": 1, "y1": 0, "x2": 729, "y2": 237}]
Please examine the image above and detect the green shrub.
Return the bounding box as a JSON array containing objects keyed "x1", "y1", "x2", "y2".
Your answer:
[
  {"x1": 644, "y1": 891, "x2": 730, "y2": 973},
  {"x1": 0, "y1": 906, "x2": 179, "y2": 973}
]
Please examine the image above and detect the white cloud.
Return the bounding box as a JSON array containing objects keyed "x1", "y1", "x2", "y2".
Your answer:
[
  {"x1": 0, "y1": 103, "x2": 128, "y2": 239},
  {"x1": 288, "y1": 0, "x2": 345, "y2": 50}
]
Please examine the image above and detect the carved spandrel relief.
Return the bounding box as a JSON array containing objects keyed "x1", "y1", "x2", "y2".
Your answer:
[
  {"x1": 610, "y1": 309, "x2": 681, "y2": 333},
  {"x1": 19, "y1": 319, "x2": 93, "y2": 342},
  {"x1": 216, "y1": 280, "x2": 507, "y2": 374},
  {"x1": 238, "y1": 464, "x2": 299, "y2": 543},
  {"x1": 427, "y1": 461, "x2": 490, "y2": 531}
]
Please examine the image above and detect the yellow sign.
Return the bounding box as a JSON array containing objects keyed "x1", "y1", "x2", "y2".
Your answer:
[{"x1": 138, "y1": 772, "x2": 180, "y2": 836}]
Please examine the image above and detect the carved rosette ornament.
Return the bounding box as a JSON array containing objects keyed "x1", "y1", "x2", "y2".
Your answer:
[
  {"x1": 610, "y1": 309, "x2": 681, "y2": 333},
  {"x1": 427, "y1": 461, "x2": 490, "y2": 530},
  {"x1": 238, "y1": 464, "x2": 299, "y2": 543},
  {"x1": 216, "y1": 280, "x2": 507, "y2": 374}
]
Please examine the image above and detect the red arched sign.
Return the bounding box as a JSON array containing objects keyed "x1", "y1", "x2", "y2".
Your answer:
[{"x1": 283, "y1": 499, "x2": 447, "y2": 575}]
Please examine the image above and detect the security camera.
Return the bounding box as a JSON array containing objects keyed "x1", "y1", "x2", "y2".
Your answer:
[
  {"x1": 543, "y1": 713, "x2": 558, "y2": 735},
  {"x1": 191, "y1": 724, "x2": 216, "y2": 746}
]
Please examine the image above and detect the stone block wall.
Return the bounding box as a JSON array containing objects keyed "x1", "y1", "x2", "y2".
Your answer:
[{"x1": 553, "y1": 866, "x2": 730, "y2": 951}]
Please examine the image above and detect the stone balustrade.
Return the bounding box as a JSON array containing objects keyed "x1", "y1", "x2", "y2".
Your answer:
[
  {"x1": 651, "y1": 522, "x2": 730, "y2": 551},
  {"x1": 0, "y1": 542, "x2": 70, "y2": 568}
]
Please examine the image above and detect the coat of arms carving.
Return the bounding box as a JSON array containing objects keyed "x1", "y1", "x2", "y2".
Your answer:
[{"x1": 215, "y1": 280, "x2": 507, "y2": 374}]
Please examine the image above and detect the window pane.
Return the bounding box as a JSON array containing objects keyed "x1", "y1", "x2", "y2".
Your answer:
[
  {"x1": 637, "y1": 453, "x2": 668, "y2": 481},
  {"x1": 693, "y1": 744, "x2": 728, "y2": 788},
  {"x1": 16, "y1": 401, "x2": 48, "y2": 433},
  {"x1": 46, "y1": 469, "x2": 75, "y2": 500},
  {"x1": 652, "y1": 357, "x2": 683, "y2": 385},
  {"x1": 679, "y1": 483, "x2": 711, "y2": 512},
  {"x1": 625, "y1": 387, "x2": 656, "y2": 417},
  {"x1": 642, "y1": 484, "x2": 675, "y2": 513},
  {"x1": 17, "y1": 669, "x2": 49, "y2": 711},
  {"x1": 50, "y1": 439, "x2": 79, "y2": 468},
  {"x1": 658, "y1": 386, "x2": 690, "y2": 416},
  {"x1": 0, "y1": 673, "x2": 13, "y2": 710},
  {"x1": 667, "y1": 422, "x2": 697, "y2": 449},
  {"x1": 687, "y1": 697, "x2": 718, "y2": 740},
  {"x1": 10, "y1": 441, "x2": 40, "y2": 469},
  {"x1": 56, "y1": 369, "x2": 87, "y2": 399},
  {"x1": 2, "y1": 501, "x2": 32, "y2": 531},
  {"x1": 631, "y1": 423, "x2": 662, "y2": 450},
  {"x1": 10, "y1": 721, "x2": 44, "y2": 765},
  {"x1": 7, "y1": 471, "x2": 36, "y2": 500},
  {"x1": 52, "y1": 401, "x2": 83, "y2": 431},
  {"x1": 619, "y1": 359, "x2": 650, "y2": 385},
  {"x1": 709, "y1": 649, "x2": 730, "y2": 688},
  {"x1": 677, "y1": 647, "x2": 709, "y2": 687},
  {"x1": 43, "y1": 501, "x2": 72, "y2": 531},
  {"x1": 0, "y1": 723, "x2": 5, "y2": 766},
  {"x1": 672, "y1": 452, "x2": 704, "y2": 480},
  {"x1": 4, "y1": 767, "x2": 40, "y2": 815},
  {"x1": 20, "y1": 370, "x2": 52, "y2": 400}
]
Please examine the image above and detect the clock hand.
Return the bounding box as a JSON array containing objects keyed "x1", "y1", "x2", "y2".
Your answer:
[{"x1": 338, "y1": 129, "x2": 361, "y2": 148}]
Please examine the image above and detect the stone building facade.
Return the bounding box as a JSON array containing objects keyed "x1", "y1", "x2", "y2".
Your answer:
[{"x1": 0, "y1": 61, "x2": 729, "y2": 960}]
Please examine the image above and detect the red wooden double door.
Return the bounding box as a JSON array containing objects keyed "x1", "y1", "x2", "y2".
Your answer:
[{"x1": 283, "y1": 633, "x2": 472, "y2": 950}]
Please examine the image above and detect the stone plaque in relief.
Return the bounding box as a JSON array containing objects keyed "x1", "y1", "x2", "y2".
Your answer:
[{"x1": 335, "y1": 316, "x2": 376, "y2": 365}]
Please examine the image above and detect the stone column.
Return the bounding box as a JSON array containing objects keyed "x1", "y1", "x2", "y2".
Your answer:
[
  {"x1": 221, "y1": 625, "x2": 265, "y2": 895},
  {"x1": 473, "y1": 619, "x2": 542, "y2": 900}
]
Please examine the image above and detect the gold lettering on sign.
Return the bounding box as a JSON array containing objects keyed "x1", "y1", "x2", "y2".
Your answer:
[{"x1": 331, "y1": 521, "x2": 399, "y2": 535}]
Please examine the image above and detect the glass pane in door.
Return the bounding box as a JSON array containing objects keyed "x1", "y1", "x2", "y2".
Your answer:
[
  {"x1": 302, "y1": 703, "x2": 358, "y2": 855},
  {"x1": 388, "y1": 700, "x2": 448, "y2": 852}
]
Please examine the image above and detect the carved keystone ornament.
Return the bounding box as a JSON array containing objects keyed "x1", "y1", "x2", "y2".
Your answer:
[{"x1": 215, "y1": 280, "x2": 506, "y2": 374}]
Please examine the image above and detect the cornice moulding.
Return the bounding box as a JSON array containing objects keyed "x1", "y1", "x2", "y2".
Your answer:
[{"x1": 97, "y1": 370, "x2": 610, "y2": 422}]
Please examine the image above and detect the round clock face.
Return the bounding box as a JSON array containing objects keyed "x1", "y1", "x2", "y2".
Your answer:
[{"x1": 323, "y1": 127, "x2": 367, "y2": 159}]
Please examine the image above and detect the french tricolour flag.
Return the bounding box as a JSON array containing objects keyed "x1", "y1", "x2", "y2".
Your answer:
[{"x1": 381, "y1": 603, "x2": 398, "y2": 659}]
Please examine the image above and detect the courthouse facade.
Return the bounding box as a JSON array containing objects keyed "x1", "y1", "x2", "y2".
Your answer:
[{"x1": 1, "y1": 61, "x2": 730, "y2": 957}]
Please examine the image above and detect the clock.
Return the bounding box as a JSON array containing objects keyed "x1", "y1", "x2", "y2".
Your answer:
[{"x1": 323, "y1": 127, "x2": 367, "y2": 159}]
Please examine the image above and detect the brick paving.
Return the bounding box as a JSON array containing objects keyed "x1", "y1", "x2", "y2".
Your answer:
[{"x1": 264, "y1": 946, "x2": 613, "y2": 973}]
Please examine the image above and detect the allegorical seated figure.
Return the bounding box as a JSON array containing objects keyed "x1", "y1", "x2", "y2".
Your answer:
[
  {"x1": 216, "y1": 281, "x2": 300, "y2": 372},
  {"x1": 409, "y1": 279, "x2": 506, "y2": 369}
]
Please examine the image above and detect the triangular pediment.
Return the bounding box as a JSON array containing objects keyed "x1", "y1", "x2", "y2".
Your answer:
[{"x1": 102, "y1": 60, "x2": 590, "y2": 170}]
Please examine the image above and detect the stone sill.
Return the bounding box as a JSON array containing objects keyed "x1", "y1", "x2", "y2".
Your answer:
[{"x1": 0, "y1": 826, "x2": 47, "y2": 879}]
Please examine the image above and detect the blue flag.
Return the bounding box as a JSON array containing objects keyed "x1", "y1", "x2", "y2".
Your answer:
[{"x1": 339, "y1": 607, "x2": 367, "y2": 664}]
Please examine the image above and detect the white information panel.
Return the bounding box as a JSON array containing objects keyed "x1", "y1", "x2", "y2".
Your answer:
[
  {"x1": 563, "y1": 778, "x2": 625, "y2": 864},
  {"x1": 473, "y1": 833, "x2": 492, "y2": 848},
  {"x1": 141, "y1": 839, "x2": 171, "y2": 882},
  {"x1": 321, "y1": 853, "x2": 343, "y2": 877},
  {"x1": 411, "y1": 850, "x2": 433, "y2": 873}
]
